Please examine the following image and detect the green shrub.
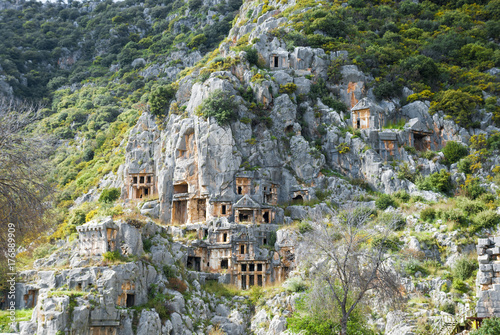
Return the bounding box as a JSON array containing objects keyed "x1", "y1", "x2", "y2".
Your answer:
[
  {"x1": 103, "y1": 250, "x2": 122, "y2": 262},
  {"x1": 99, "y1": 188, "x2": 121, "y2": 203},
  {"x1": 420, "y1": 207, "x2": 436, "y2": 222},
  {"x1": 284, "y1": 277, "x2": 308, "y2": 293},
  {"x1": 452, "y1": 257, "x2": 476, "y2": 281},
  {"x1": 487, "y1": 132, "x2": 500, "y2": 151},
  {"x1": 149, "y1": 84, "x2": 177, "y2": 117},
  {"x1": 377, "y1": 212, "x2": 406, "y2": 231},
  {"x1": 197, "y1": 89, "x2": 238, "y2": 125},
  {"x1": 452, "y1": 278, "x2": 468, "y2": 293},
  {"x1": 430, "y1": 89, "x2": 482, "y2": 128},
  {"x1": 442, "y1": 141, "x2": 468, "y2": 164},
  {"x1": 440, "y1": 302, "x2": 455, "y2": 315},
  {"x1": 456, "y1": 197, "x2": 487, "y2": 216},
  {"x1": 393, "y1": 190, "x2": 410, "y2": 202},
  {"x1": 243, "y1": 47, "x2": 258, "y2": 66},
  {"x1": 33, "y1": 244, "x2": 56, "y2": 259},
  {"x1": 404, "y1": 259, "x2": 428, "y2": 277},
  {"x1": 143, "y1": 238, "x2": 152, "y2": 253},
  {"x1": 297, "y1": 222, "x2": 313, "y2": 234},
  {"x1": 375, "y1": 194, "x2": 396, "y2": 210},
  {"x1": 417, "y1": 170, "x2": 452, "y2": 193},
  {"x1": 472, "y1": 210, "x2": 500, "y2": 232},
  {"x1": 463, "y1": 177, "x2": 486, "y2": 200},
  {"x1": 440, "y1": 208, "x2": 467, "y2": 226},
  {"x1": 163, "y1": 265, "x2": 176, "y2": 279},
  {"x1": 420, "y1": 150, "x2": 436, "y2": 160},
  {"x1": 371, "y1": 235, "x2": 402, "y2": 252},
  {"x1": 471, "y1": 317, "x2": 500, "y2": 335},
  {"x1": 68, "y1": 209, "x2": 87, "y2": 226},
  {"x1": 279, "y1": 83, "x2": 297, "y2": 94},
  {"x1": 457, "y1": 157, "x2": 472, "y2": 174}
]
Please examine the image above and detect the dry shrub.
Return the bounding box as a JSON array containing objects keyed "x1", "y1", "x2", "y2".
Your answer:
[{"x1": 167, "y1": 277, "x2": 187, "y2": 294}]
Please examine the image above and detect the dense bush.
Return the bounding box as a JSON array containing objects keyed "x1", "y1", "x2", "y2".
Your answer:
[
  {"x1": 149, "y1": 84, "x2": 177, "y2": 117},
  {"x1": 375, "y1": 194, "x2": 396, "y2": 210},
  {"x1": 430, "y1": 90, "x2": 482, "y2": 128},
  {"x1": 197, "y1": 89, "x2": 238, "y2": 125},
  {"x1": 417, "y1": 169, "x2": 452, "y2": 193},
  {"x1": 404, "y1": 259, "x2": 428, "y2": 276},
  {"x1": 452, "y1": 257, "x2": 477, "y2": 281},
  {"x1": 456, "y1": 197, "x2": 487, "y2": 216},
  {"x1": 420, "y1": 207, "x2": 436, "y2": 222},
  {"x1": 471, "y1": 317, "x2": 500, "y2": 335},
  {"x1": 68, "y1": 209, "x2": 87, "y2": 226},
  {"x1": 442, "y1": 141, "x2": 468, "y2": 164},
  {"x1": 472, "y1": 210, "x2": 500, "y2": 232},
  {"x1": 457, "y1": 157, "x2": 472, "y2": 174},
  {"x1": 98, "y1": 188, "x2": 121, "y2": 203}
]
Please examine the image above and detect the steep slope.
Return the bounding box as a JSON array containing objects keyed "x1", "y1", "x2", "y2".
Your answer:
[{"x1": 2, "y1": 0, "x2": 500, "y2": 334}]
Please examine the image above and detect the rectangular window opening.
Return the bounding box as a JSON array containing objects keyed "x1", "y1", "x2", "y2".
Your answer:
[
  {"x1": 249, "y1": 264, "x2": 255, "y2": 272},
  {"x1": 221, "y1": 259, "x2": 228, "y2": 269},
  {"x1": 257, "y1": 264, "x2": 263, "y2": 272}
]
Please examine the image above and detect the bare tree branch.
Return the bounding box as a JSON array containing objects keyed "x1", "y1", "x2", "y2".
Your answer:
[{"x1": 297, "y1": 205, "x2": 403, "y2": 335}]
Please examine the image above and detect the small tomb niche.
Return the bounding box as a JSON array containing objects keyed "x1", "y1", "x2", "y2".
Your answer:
[
  {"x1": 172, "y1": 200, "x2": 188, "y2": 224},
  {"x1": 257, "y1": 275, "x2": 263, "y2": 286},
  {"x1": 352, "y1": 109, "x2": 370, "y2": 129},
  {"x1": 269, "y1": 52, "x2": 288, "y2": 69},
  {"x1": 187, "y1": 256, "x2": 201, "y2": 271},
  {"x1": 284, "y1": 125, "x2": 294, "y2": 134},
  {"x1": 263, "y1": 184, "x2": 278, "y2": 205},
  {"x1": 174, "y1": 183, "x2": 188, "y2": 194},
  {"x1": 257, "y1": 264, "x2": 263, "y2": 272},
  {"x1": 241, "y1": 264, "x2": 247, "y2": 271},
  {"x1": 240, "y1": 245, "x2": 245, "y2": 254},
  {"x1": 126, "y1": 294, "x2": 135, "y2": 308},
  {"x1": 213, "y1": 202, "x2": 231, "y2": 217},
  {"x1": 221, "y1": 259, "x2": 229, "y2": 269},
  {"x1": 292, "y1": 195, "x2": 303, "y2": 204},
  {"x1": 191, "y1": 198, "x2": 207, "y2": 223},
  {"x1": 223, "y1": 233, "x2": 228, "y2": 242},
  {"x1": 236, "y1": 177, "x2": 251, "y2": 195},
  {"x1": 413, "y1": 133, "x2": 431, "y2": 152},
  {"x1": 23, "y1": 289, "x2": 38, "y2": 309},
  {"x1": 129, "y1": 173, "x2": 155, "y2": 200},
  {"x1": 249, "y1": 264, "x2": 255, "y2": 272},
  {"x1": 249, "y1": 275, "x2": 255, "y2": 287}
]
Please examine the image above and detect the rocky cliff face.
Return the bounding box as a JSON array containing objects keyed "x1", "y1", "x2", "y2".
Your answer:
[
  {"x1": 120, "y1": 0, "x2": 500, "y2": 227},
  {"x1": 9, "y1": 0, "x2": 500, "y2": 334}
]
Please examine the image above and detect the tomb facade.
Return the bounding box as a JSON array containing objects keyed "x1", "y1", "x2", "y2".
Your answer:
[
  {"x1": 185, "y1": 221, "x2": 294, "y2": 289},
  {"x1": 77, "y1": 220, "x2": 118, "y2": 256}
]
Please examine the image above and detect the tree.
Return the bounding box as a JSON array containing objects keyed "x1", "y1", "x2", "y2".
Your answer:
[
  {"x1": 196, "y1": 89, "x2": 238, "y2": 125},
  {"x1": 0, "y1": 98, "x2": 54, "y2": 287},
  {"x1": 297, "y1": 207, "x2": 403, "y2": 335}
]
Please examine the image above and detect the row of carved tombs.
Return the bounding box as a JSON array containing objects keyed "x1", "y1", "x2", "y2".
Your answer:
[{"x1": 350, "y1": 99, "x2": 432, "y2": 159}]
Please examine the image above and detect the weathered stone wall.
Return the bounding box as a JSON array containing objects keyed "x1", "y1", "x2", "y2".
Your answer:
[{"x1": 476, "y1": 237, "x2": 500, "y2": 317}]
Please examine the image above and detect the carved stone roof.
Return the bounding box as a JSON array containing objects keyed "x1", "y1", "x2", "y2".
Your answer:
[
  {"x1": 233, "y1": 194, "x2": 261, "y2": 209},
  {"x1": 351, "y1": 97, "x2": 372, "y2": 112},
  {"x1": 407, "y1": 118, "x2": 432, "y2": 134}
]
